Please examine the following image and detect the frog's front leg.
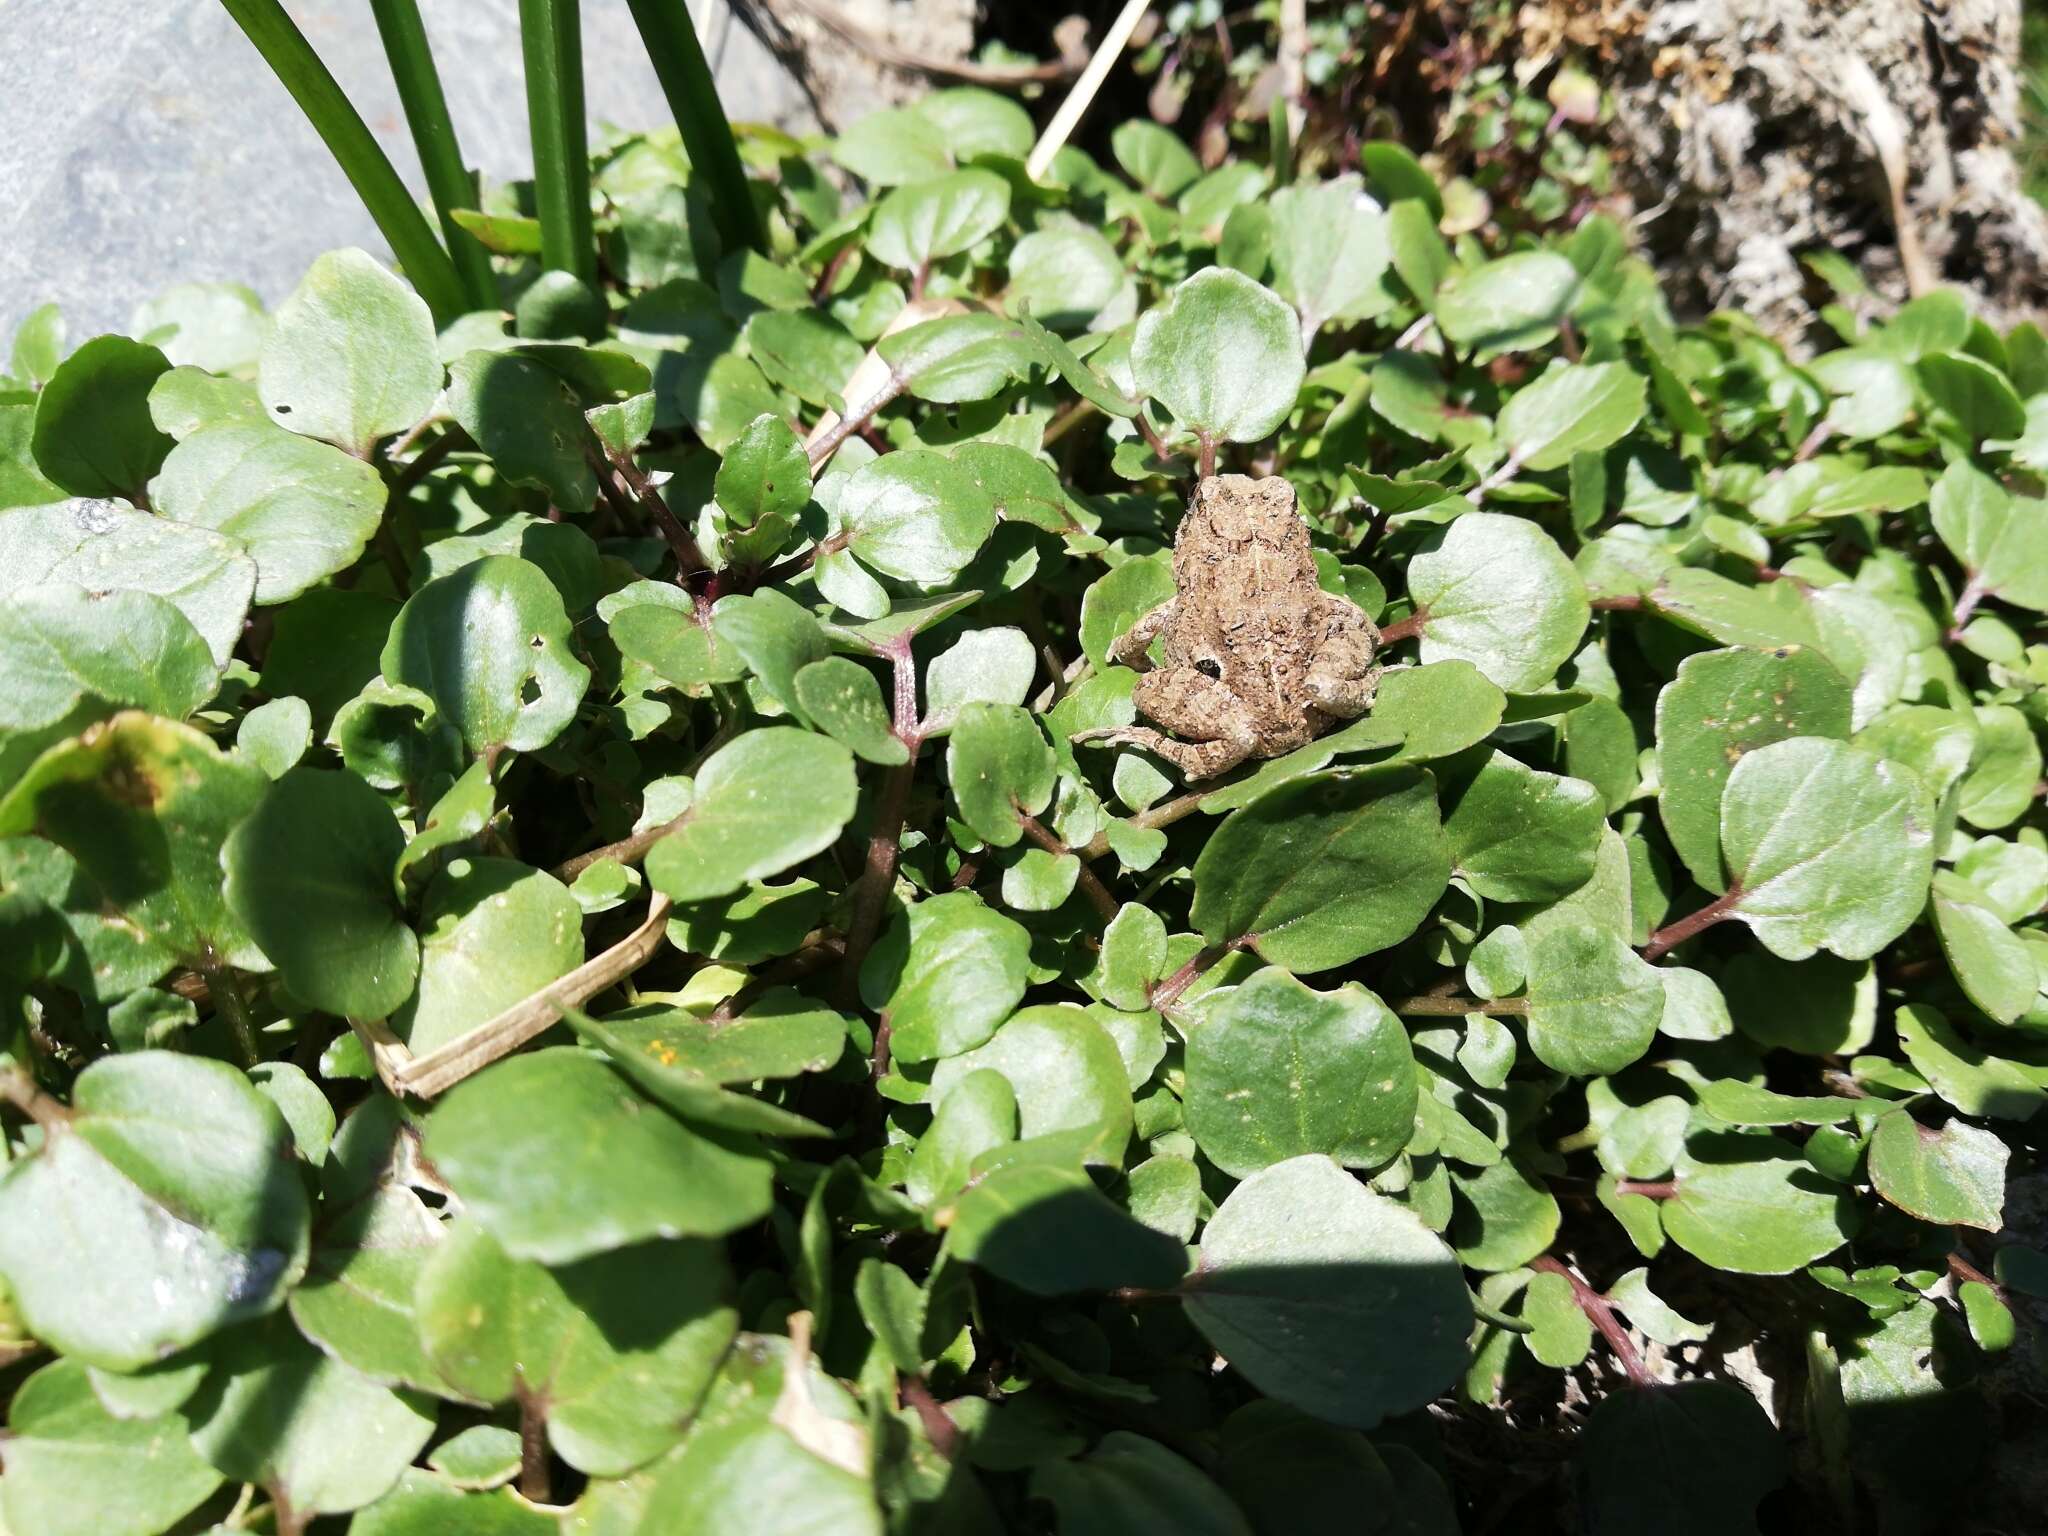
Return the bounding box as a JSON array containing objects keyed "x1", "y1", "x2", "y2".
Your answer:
[
  {"x1": 1108, "y1": 601, "x2": 1175, "y2": 672},
  {"x1": 1305, "y1": 603, "x2": 1381, "y2": 718},
  {"x1": 1072, "y1": 725, "x2": 1257, "y2": 782}
]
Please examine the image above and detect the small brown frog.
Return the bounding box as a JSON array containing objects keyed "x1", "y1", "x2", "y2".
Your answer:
[{"x1": 1076, "y1": 474, "x2": 1380, "y2": 780}]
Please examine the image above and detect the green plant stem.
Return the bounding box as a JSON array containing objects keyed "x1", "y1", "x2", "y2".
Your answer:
[
  {"x1": 217, "y1": 0, "x2": 468, "y2": 324},
  {"x1": 519, "y1": 0, "x2": 597, "y2": 285},
  {"x1": 624, "y1": 0, "x2": 765, "y2": 255},
  {"x1": 369, "y1": 0, "x2": 498, "y2": 308},
  {"x1": 202, "y1": 962, "x2": 263, "y2": 1067}
]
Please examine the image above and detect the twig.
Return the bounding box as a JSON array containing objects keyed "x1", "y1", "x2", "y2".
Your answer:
[
  {"x1": 1388, "y1": 994, "x2": 1528, "y2": 1017},
  {"x1": 1377, "y1": 610, "x2": 1426, "y2": 645},
  {"x1": 1016, "y1": 810, "x2": 1118, "y2": 920},
  {"x1": 900, "y1": 1375, "x2": 962, "y2": 1459},
  {"x1": 1640, "y1": 888, "x2": 1742, "y2": 962},
  {"x1": 1529, "y1": 1256, "x2": 1652, "y2": 1388},
  {"x1": 1025, "y1": 0, "x2": 1154, "y2": 181},
  {"x1": 1275, "y1": 0, "x2": 1308, "y2": 144},
  {"x1": 1612, "y1": 1179, "x2": 1679, "y2": 1200},
  {"x1": 390, "y1": 894, "x2": 675, "y2": 1097},
  {"x1": 836, "y1": 644, "x2": 925, "y2": 1004},
  {"x1": 0, "y1": 1065, "x2": 70, "y2": 1132},
  {"x1": 518, "y1": 1393, "x2": 552, "y2": 1502}
]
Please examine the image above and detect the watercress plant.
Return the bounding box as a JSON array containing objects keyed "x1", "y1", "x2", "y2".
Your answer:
[{"x1": 0, "y1": 79, "x2": 2043, "y2": 1536}]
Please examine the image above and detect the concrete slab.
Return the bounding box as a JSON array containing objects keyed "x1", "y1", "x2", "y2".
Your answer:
[{"x1": 0, "y1": 0, "x2": 814, "y2": 344}]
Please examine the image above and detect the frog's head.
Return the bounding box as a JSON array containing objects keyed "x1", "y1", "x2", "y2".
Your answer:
[{"x1": 1184, "y1": 473, "x2": 1304, "y2": 547}]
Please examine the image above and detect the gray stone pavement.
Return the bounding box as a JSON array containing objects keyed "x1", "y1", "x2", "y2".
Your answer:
[{"x1": 0, "y1": 0, "x2": 812, "y2": 344}]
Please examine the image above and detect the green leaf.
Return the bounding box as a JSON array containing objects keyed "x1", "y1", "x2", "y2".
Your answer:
[
  {"x1": 0, "y1": 499, "x2": 257, "y2": 667},
  {"x1": 1183, "y1": 967, "x2": 1416, "y2": 1177},
  {"x1": 906, "y1": 1067, "x2": 1017, "y2": 1207},
  {"x1": 1448, "y1": 1158, "x2": 1560, "y2": 1270},
  {"x1": 579, "y1": 990, "x2": 845, "y2": 1087},
  {"x1": 1113, "y1": 120, "x2": 1202, "y2": 198},
  {"x1": 1407, "y1": 512, "x2": 1589, "y2": 690},
  {"x1": 834, "y1": 105, "x2": 952, "y2": 185},
  {"x1": 30, "y1": 336, "x2": 175, "y2": 501},
  {"x1": 1931, "y1": 870, "x2": 2037, "y2": 1025},
  {"x1": 151, "y1": 420, "x2": 386, "y2": 603},
  {"x1": 423, "y1": 1047, "x2": 773, "y2": 1263},
  {"x1": 1184, "y1": 1155, "x2": 1473, "y2": 1429},
  {"x1": 348, "y1": 1470, "x2": 557, "y2": 1535},
  {"x1": 644, "y1": 728, "x2": 857, "y2": 904},
  {"x1": 0, "y1": 712, "x2": 267, "y2": 969},
  {"x1": 1661, "y1": 1133, "x2": 1854, "y2": 1275},
  {"x1": 839, "y1": 447, "x2": 997, "y2": 585},
  {"x1": 1865, "y1": 1109, "x2": 2005, "y2": 1230},
  {"x1": 391, "y1": 857, "x2": 583, "y2": 1053},
  {"x1": 1192, "y1": 766, "x2": 1450, "y2": 972},
  {"x1": 1442, "y1": 750, "x2": 1603, "y2": 902},
  {"x1": 1132, "y1": 268, "x2": 1305, "y2": 445},
  {"x1": 222, "y1": 766, "x2": 418, "y2": 1019},
  {"x1": 417, "y1": 1218, "x2": 737, "y2": 1474},
  {"x1": 258, "y1": 248, "x2": 443, "y2": 456},
  {"x1": 715, "y1": 414, "x2": 810, "y2": 528},
  {"x1": 946, "y1": 701, "x2": 1056, "y2": 848},
  {"x1": 744, "y1": 309, "x2": 865, "y2": 409},
  {"x1": 862, "y1": 891, "x2": 1031, "y2": 1063},
  {"x1": 928, "y1": 1005, "x2": 1134, "y2": 1165},
  {"x1": 1496, "y1": 361, "x2": 1647, "y2": 471},
  {"x1": 1523, "y1": 924, "x2": 1665, "y2": 1076},
  {"x1": 1928, "y1": 460, "x2": 2048, "y2": 612},
  {"x1": 1654, "y1": 645, "x2": 1853, "y2": 893},
  {"x1": 866, "y1": 170, "x2": 1011, "y2": 272},
  {"x1": 0, "y1": 1358, "x2": 222, "y2": 1536},
  {"x1": 1957, "y1": 703, "x2": 2042, "y2": 830},
  {"x1": 1432, "y1": 251, "x2": 1578, "y2": 358},
  {"x1": 791, "y1": 657, "x2": 907, "y2": 764},
  {"x1": 1521, "y1": 1271, "x2": 1592, "y2": 1368},
  {"x1": 235, "y1": 695, "x2": 312, "y2": 778},
  {"x1": 1917, "y1": 350, "x2": 2026, "y2": 441},
  {"x1": 1006, "y1": 226, "x2": 1127, "y2": 330},
  {"x1": 1081, "y1": 555, "x2": 1176, "y2": 672},
  {"x1": 445, "y1": 350, "x2": 598, "y2": 511},
  {"x1": 1267, "y1": 175, "x2": 1393, "y2": 336},
  {"x1": 1215, "y1": 1401, "x2": 1395, "y2": 1536},
  {"x1": 1578, "y1": 1382, "x2": 1786, "y2": 1536},
  {"x1": 1719, "y1": 737, "x2": 1934, "y2": 961},
  {"x1": 0, "y1": 1053, "x2": 309, "y2": 1370},
  {"x1": 381, "y1": 554, "x2": 591, "y2": 756},
  {"x1": 943, "y1": 1159, "x2": 1189, "y2": 1296},
  {"x1": 925, "y1": 625, "x2": 1038, "y2": 730},
  {"x1": 1032, "y1": 1432, "x2": 1254, "y2": 1536},
  {"x1": 1894, "y1": 1005, "x2": 2045, "y2": 1120},
  {"x1": 186, "y1": 1314, "x2": 436, "y2": 1518}
]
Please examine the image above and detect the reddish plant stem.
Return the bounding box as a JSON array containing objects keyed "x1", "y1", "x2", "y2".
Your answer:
[
  {"x1": 1151, "y1": 943, "x2": 1229, "y2": 1013},
  {"x1": 1015, "y1": 810, "x2": 1118, "y2": 920},
  {"x1": 1640, "y1": 887, "x2": 1743, "y2": 961},
  {"x1": 812, "y1": 240, "x2": 855, "y2": 302},
  {"x1": 518, "y1": 1395, "x2": 552, "y2": 1503},
  {"x1": 1134, "y1": 411, "x2": 1175, "y2": 464},
  {"x1": 1948, "y1": 1248, "x2": 2000, "y2": 1294},
  {"x1": 1590, "y1": 593, "x2": 1646, "y2": 613},
  {"x1": 1197, "y1": 433, "x2": 1218, "y2": 479},
  {"x1": 869, "y1": 1014, "x2": 893, "y2": 1083},
  {"x1": 0, "y1": 1066, "x2": 70, "y2": 1133},
  {"x1": 1947, "y1": 574, "x2": 1987, "y2": 642},
  {"x1": 900, "y1": 1375, "x2": 962, "y2": 1459},
  {"x1": 1377, "y1": 610, "x2": 1427, "y2": 645},
  {"x1": 809, "y1": 373, "x2": 908, "y2": 469},
  {"x1": 751, "y1": 530, "x2": 849, "y2": 591},
  {"x1": 836, "y1": 644, "x2": 924, "y2": 1006},
  {"x1": 1388, "y1": 994, "x2": 1529, "y2": 1017},
  {"x1": 1530, "y1": 1255, "x2": 1652, "y2": 1388}
]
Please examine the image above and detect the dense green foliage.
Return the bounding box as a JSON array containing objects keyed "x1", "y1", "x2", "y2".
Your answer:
[{"x1": 1, "y1": 67, "x2": 2046, "y2": 1536}]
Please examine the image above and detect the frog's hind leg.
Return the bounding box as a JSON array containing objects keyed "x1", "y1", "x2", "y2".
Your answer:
[
  {"x1": 1305, "y1": 620, "x2": 1381, "y2": 718},
  {"x1": 1070, "y1": 724, "x2": 1257, "y2": 782},
  {"x1": 1108, "y1": 601, "x2": 1175, "y2": 671}
]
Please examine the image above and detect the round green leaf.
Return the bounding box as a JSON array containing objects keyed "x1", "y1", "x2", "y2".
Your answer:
[
  {"x1": 839, "y1": 447, "x2": 997, "y2": 585},
  {"x1": 1268, "y1": 174, "x2": 1393, "y2": 337},
  {"x1": 861, "y1": 891, "x2": 1032, "y2": 1063},
  {"x1": 423, "y1": 1047, "x2": 774, "y2": 1263},
  {"x1": 1007, "y1": 226, "x2": 1126, "y2": 331},
  {"x1": 1654, "y1": 645, "x2": 1854, "y2": 894},
  {"x1": 349, "y1": 1470, "x2": 557, "y2": 1536},
  {"x1": 1661, "y1": 1133, "x2": 1854, "y2": 1275},
  {"x1": 185, "y1": 1314, "x2": 436, "y2": 1519},
  {"x1": 0, "y1": 1053, "x2": 310, "y2": 1370},
  {"x1": 1432, "y1": 251, "x2": 1577, "y2": 357},
  {"x1": 151, "y1": 420, "x2": 386, "y2": 603},
  {"x1": 1866, "y1": 1109, "x2": 2006, "y2": 1230},
  {"x1": 946, "y1": 701, "x2": 1056, "y2": 848},
  {"x1": 1894, "y1": 1005, "x2": 2045, "y2": 1121},
  {"x1": 381, "y1": 554, "x2": 591, "y2": 756},
  {"x1": 1578, "y1": 1382, "x2": 1786, "y2": 1536},
  {"x1": 1407, "y1": 512, "x2": 1589, "y2": 691},
  {"x1": 1442, "y1": 749, "x2": 1603, "y2": 902},
  {"x1": 417, "y1": 1218, "x2": 737, "y2": 1475},
  {"x1": 1032, "y1": 1432, "x2": 1254, "y2": 1536},
  {"x1": 1133, "y1": 267, "x2": 1306, "y2": 445},
  {"x1": 1447, "y1": 1157, "x2": 1560, "y2": 1271},
  {"x1": 944, "y1": 1159, "x2": 1190, "y2": 1297},
  {"x1": 791, "y1": 657, "x2": 908, "y2": 764},
  {"x1": 1496, "y1": 361, "x2": 1647, "y2": 472},
  {"x1": 223, "y1": 766, "x2": 419, "y2": 1019},
  {"x1": 258, "y1": 248, "x2": 443, "y2": 456},
  {"x1": 644, "y1": 728, "x2": 857, "y2": 904},
  {"x1": 1113, "y1": 120, "x2": 1202, "y2": 198},
  {"x1": 866, "y1": 170, "x2": 1011, "y2": 272},
  {"x1": 928, "y1": 1004, "x2": 1133, "y2": 1165},
  {"x1": 1720, "y1": 737, "x2": 1935, "y2": 961},
  {"x1": 1184, "y1": 1155, "x2": 1473, "y2": 1429},
  {"x1": 1917, "y1": 350, "x2": 2026, "y2": 442},
  {"x1": 1929, "y1": 460, "x2": 2048, "y2": 613},
  {"x1": 1184, "y1": 967, "x2": 1416, "y2": 1178},
  {"x1": 0, "y1": 1358, "x2": 222, "y2": 1536},
  {"x1": 445, "y1": 350, "x2": 599, "y2": 512},
  {"x1": 1192, "y1": 766, "x2": 1450, "y2": 972},
  {"x1": 391, "y1": 858, "x2": 584, "y2": 1053},
  {"x1": 30, "y1": 335, "x2": 175, "y2": 501}
]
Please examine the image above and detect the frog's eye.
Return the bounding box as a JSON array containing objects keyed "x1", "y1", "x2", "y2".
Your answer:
[{"x1": 1194, "y1": 657, "x2": 1222, "y2": 679}]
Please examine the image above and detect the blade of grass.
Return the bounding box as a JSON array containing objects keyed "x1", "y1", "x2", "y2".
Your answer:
[
  {"x1": 624, "y1": 0, "x2": 765, "y2": 255},
  {"x1": 218, "y1": 0, "x2": 468, "y2": 324},
  {"x1": 519, "y1": 0, "x2": 598, "y2": 286},
  {"x1": 369, "y1": 0, "x2": 498, "y2": 310}
]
